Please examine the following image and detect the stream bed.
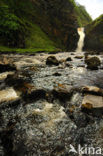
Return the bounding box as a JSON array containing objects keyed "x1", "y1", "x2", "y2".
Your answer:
[{"x1": 0, "y1": 51, "x2": 103, "y2": 156}]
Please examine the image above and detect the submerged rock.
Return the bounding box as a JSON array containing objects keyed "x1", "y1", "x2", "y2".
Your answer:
[
  {"x1": 86, "y1": 56, "x2": 101, "y2": 70},
  {"x1": 66, "y1": 57, "x2": 72, "y2": 61},
  {"x1": 46, "y1": 56, "x2": 59, "y2": 66}
]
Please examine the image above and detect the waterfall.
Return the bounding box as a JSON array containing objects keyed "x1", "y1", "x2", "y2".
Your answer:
[{"x1": 76, "y1": 27, "x2": 85, "y2": 52}]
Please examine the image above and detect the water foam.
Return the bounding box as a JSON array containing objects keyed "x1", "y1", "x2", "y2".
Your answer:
[{"x1": 76, "y1": 27, "x2": 85, "y2": 52}]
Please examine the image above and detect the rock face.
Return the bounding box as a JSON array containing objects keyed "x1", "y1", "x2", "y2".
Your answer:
[
  {"x1": 84, "y1": 14, "x2": 103, "y2": 52},
  {"x1": 86, "y1": 56, "x2": 101, "y2": 70}
]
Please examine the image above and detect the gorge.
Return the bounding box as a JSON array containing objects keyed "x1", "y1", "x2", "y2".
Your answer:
[{"x1": 0, "y1": 0, "x2": 103, "y2": 156}]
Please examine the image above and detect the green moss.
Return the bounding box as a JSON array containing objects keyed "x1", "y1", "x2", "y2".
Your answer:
[
  {"x1": 25, "y1": 23, "x2": 56, "y2": 50},
  {"x1": 84, "y1": 14, "x2": 103, "y2": 51},
  {"x1": 75, "y1": 4, "x2": 92, "y2": 26},
  {"x1": 0, "y1": 45, "x2": 59, "y2": 54}
]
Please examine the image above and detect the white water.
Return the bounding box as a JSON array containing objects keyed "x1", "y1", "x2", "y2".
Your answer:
[{"x1": 76, "y1": 27, "x2": 85, "y2": 52}]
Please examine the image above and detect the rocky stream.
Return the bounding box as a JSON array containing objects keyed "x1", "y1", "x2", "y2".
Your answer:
[{"x1": 0, "y1": 51, "x2": 103, "y2": 156}]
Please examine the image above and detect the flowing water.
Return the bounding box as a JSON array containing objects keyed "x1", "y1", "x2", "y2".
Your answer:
[
  {"x1": 0, "y1": 51, "x2": 103, "y2": 155},
  {"x1": 76, "y1": 27, "x2": 85, "y2": 52}
]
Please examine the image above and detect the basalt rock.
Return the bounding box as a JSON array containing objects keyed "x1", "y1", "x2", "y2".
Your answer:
[
  {"x1": 75, "y1": 56, "x2": 84, "y2": 59},
  {"x1": 46, "y1": 56, "x2": 59, "y2": 66},
  {"x1": 52, "y1": 84, "x2": 74, "y2": 101},
  {"x1": 0, "y1": 64, "x2": 16, "y2": 73},
  {"x1": 86, "y1": 56, "x2": 101, "y2": 70},
  {"x1": 66, "y1": 57, "x2": 72, "y2": 62}
]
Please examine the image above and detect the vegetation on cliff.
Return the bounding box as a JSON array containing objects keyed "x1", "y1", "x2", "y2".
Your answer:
[
  {"x1": 76, "y1": 3, "x2": 92, "y2": 26},
  {"x1": 84, "y1": 14, "x2": 103, "y2": 52},
  {"x1": 0, "y1": 0, "x2": 92, "y2": 53}
]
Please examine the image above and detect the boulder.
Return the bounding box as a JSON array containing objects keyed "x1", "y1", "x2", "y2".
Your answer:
[
  {"x1": 66, "y1": 57, "x2": 72, "y2": 61},
  {"x1": 82, "y1": 86, "x2": 103, "y2": 96},
  {"x1": 53, "y1": 72, "x2": 61, "y2": 76},
  {"x1": 52, "y1": 84, "x2": 74, "y2": 101},
  {"x1": 82, "y1": 94, "x2": 103, "y2": 116},
  {"x1": 0, "y1": 64, "x2": 16, "y2": 73},
  {"x1": 86, "y1": 56, "x2": 101, "y2": 70},
  {"x1": 74, "y1": 56, "x2": 84, "y2": 59},
  {"x1": 46, "y1": 56, "x2": 59, "y2": 66}
]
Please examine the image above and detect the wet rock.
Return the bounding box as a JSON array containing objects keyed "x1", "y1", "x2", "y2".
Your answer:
[
  {"x1": 73, "y1": 112, "x2": 90, "y2": 128},
  {"x1": 0, "y1": 64, "x2": 16, "y2": 73},
  {"x1": 0, "y1": 72, "x2": 14, "y2": 81},
  {"x1": 82, "y1": 94, "x2": 103, "y2": 116},
  {"x1": 23, "y1": 89, "x2": 46, "y2": 102},
  {"x1": 71, "y1": 53, "x2": 75, "y2": 55},
  {"x1": 82, "y1": 86, "x2": 103, "y2": 96},
  {"x1": 65, "y1": 62, "x2": 71, "y2": 67},
  {"x1": 52, "y1": 84, "x2": 74, "y2": 101},
  {"x1": 53, "y1": 72, "x2": 61, "y2": 76},
  {"x1": 59, "y1": 59, "x2": 65, "y2": 64},
  {"x1": 77, "y1": 65, "x2": 85, "y2": 68},
  {"x1": 74, "y1": 56, "x2": 84, "y2": 59},
  {"x1": 5, "y1": 71, "x2": 31, "y2": 87},
  {"x1": 86, "y1": 56, "x2": 101, "y2": 70},
  {"x1": 84, "y1": 53, "x2": 89, "y2": 62},
  {"x1": 66, "y1": 57, "x2": 72, "y2": 61},
  {"x1": 46, "y1": 56, "x2": 59, "y2": 66}
]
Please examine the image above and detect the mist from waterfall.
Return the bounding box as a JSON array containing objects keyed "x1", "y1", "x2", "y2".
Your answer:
[{"x1": 76, "y1": 27, "x2": 85, "y2": 52}]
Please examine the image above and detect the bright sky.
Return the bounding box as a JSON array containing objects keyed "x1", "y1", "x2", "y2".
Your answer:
[{"x1": 76, "y1": 0, "x2": 103, "y2": 19}]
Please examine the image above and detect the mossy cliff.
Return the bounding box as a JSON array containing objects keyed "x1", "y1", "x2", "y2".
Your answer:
[
  {"x1": 0, "y1": 0, "x2": 92, "y2": 52},
  {"x1": 84, "y1": 14, "x2": 103, "y2": 52}
]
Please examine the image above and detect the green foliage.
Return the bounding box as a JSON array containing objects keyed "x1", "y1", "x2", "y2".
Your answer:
[
  {"x1": 86, "y1": 14, "x2": 103, "y2": 34},
  {"x1": 0, "y1": 46, "x2": 58, "y2": 54},
  {"x1": 85, "y1": 14, "x2": 103, "y2": 51},
  {"x1": 0, "y1": 4, "x2": 26, "y2": 47},
  {"x1": 75, "y1": 3, "x2": 92, "y2": 26},
  {"x1": 0, "y1": 5, "x2": 19, "y2": 31},
  {"x1": 25, "y1": 23, "x2": 56, "y2": 50}
]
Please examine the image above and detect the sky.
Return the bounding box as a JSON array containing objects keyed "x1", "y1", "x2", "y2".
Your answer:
[{"x1": 76, "y1": 0, "x2": 103, "y2": 19}]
